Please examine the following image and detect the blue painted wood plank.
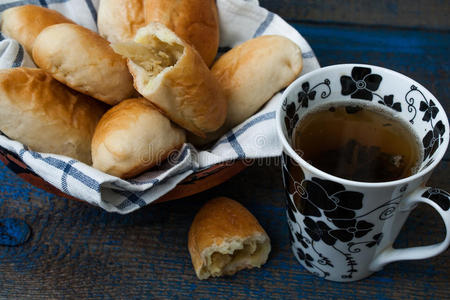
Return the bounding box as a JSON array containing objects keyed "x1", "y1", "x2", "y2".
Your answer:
[
  {"x1": 260, "y1": 0, "x2": 450, "y2": 30},
  {"x1": 0, "y1": 218, "x2": 30, "y2": 246}
]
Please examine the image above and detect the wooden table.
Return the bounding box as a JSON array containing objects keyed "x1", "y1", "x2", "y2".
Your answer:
[{"x1": 1, "y1": 1, "x2": 449, "y2": 298}]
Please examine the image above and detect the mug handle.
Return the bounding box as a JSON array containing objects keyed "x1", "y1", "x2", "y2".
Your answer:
[{"x1": 369, "y1": 187, "x2": 450, "y2": 271}]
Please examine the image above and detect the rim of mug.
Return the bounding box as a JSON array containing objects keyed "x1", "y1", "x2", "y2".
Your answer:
[{"x1": 276, "y1": 63, "x2": 450, "y2": 188}]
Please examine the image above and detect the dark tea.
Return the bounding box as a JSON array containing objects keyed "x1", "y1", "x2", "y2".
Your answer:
[{"x1": 292, "y1": 103, "x2": 422, "y2": 182}]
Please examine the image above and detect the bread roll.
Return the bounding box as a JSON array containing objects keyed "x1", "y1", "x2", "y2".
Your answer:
[
  {"x1": 0, "y1": 5, "x2": 74, "y2": 55},
  {"x1": 189, "y1": 35, "x2": 303, "y2": 146},
  {"x1": 213, "y1": 35, "x2": 303, "y2": 128},
  {"x1": 97, "y1": 0, "x2": 146, "y2": 43},
  {"x1": 32, "y1": 23, "x2": 134, "y2": 105},
  {"x1": 0, "y1": 68, "x2": 107, "y2": 165},
  {"x1": 111, "y1": 23, "x2": 227, "y2": 137},
  {"x1": 188, "y1": 197, "x2": 271, "y2": 280},
  {"x1": 91, "y1": 98, "x2": 186, "y2": 179},
  {"x1": 144, "y1": 0, "x2": 219, "y2": 66}
]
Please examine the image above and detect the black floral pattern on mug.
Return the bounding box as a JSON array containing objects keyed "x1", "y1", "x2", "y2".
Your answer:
[
  {"x1": 423, "y1": 120, "x2": 445, "y2": 160},
  {"x1": 286, "y1": 196, "x2": 297, "y2": 223},
  {"x1": 283, "y1": 172, "x2": 402, "y2": 279},
  {"x1": 288, "y1": 228, "x2": 295, "y2": 244},
  {"x1": 341, "y1": 67, "x2": 382, "y2": 100},
  {"x1": 419, "y1": 99, "x2": 439, "y2": 122},
  {"x1": 303, "y1": 217, "x2": 337, "y2": 246},
  {"x1": 329, "y1": 219, "x2": 374, "y2": 242},
  {"x1": 293, "y1": 177, "x2": 363, "y2": 219},
  {"x1": 297, "y1": 248, "x2": 314, "y2": 268},
  {"x1": 282, "y1": 79, "x2": 331, "y2": 139},
  {"x1": 366, "y1": 233, "x2": 384, "y2": 248},
  {"x1": 284, "y1": 102, "x2": 299, "y2": 137},
  {"x1": 378, "y1": 95, "x2": 402, "y2": 112},
  {"x1": 298, "y1": 82, "x2": 317, "y2": 107},
  {"x1": 402, "y1": 84, "x2": 446, "y2": 162},
  {"x1": 295, "y1": 231, "x2": 310, "y2": 249}
]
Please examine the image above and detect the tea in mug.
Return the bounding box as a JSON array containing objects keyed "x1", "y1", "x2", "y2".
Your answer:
[{"x1": 292, "y1": 103, "x2": 422, "y2": 182}]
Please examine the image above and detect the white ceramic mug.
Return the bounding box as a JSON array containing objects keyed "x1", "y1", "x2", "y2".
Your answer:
[{"x1": 276, "y1": 64, "x2": 450, "y2": 282}]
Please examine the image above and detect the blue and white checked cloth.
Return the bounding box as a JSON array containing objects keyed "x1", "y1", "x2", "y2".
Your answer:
[{"x1": 0, "y1": 0, "x2": 319, "y2": 213}]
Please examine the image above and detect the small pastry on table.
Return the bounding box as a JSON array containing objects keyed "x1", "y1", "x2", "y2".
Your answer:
[{"x1": 188, "y1": 197, "x2": 271, "y2": 280}]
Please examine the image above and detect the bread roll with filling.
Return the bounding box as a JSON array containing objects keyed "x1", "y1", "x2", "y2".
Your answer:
[
  {"x1": 188, "y1": 197, "x2": 271, "y2": 280},
  {"x1": 32, "y1": 23, "x2": 134, "y2": 105},
  {"x1": 91, "y1": 98, "x2": 186, "y2": 179},
  {"x1": 111, "y1": 23, "x2": 227, "y2": 137},
  {"x1": 144, "y1": 0, "x2": 219, "y2": 66},
  {"x1": 0, "y1": 68, "x2": 107, "y2": 165},
  {"x1": 189, "y1": 35, "x2": 303, "y2": 146},
  {"x1": 97, "y1": 0, "x2": 146, "y2": 43},
  {"x1": 0, "y1": 5, "x2": 74, "y2": 55}
]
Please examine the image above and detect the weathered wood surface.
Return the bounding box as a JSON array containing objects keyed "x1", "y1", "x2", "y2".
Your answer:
[
  {"x1": 1, "y1": 3, "x2": 450, "y2": 299},
  {"x1": 260, "y1": 0, "x2": 450, "y2": 30},
  {"x1": 0, "y1": 160, "x2": 449, "y2": 299}
]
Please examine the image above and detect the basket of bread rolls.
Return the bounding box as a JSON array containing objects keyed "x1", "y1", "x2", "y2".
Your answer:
[{"x1": 0, "y1": 0, "x2": 319, "y2": 213}]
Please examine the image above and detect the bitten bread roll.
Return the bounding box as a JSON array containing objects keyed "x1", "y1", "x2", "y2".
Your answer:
[
  {"x1": 32, "y1": 23, "x2": 134, "y2": 105},
  {"x1": 189, "y1": 35, "x2": 303, "y2": 146},
  {"x1": 111, "y1": 23, "x2": 227, "y2": 137},
  {"x1": 188, "y1": 197, "x2": 271, "y2": 280},
  {"x1": 0, "y1": 5, "x2": 74, "y2": 55},
  {"x1": 144, "y1": 0, "x2": 219, "y2": 66},
  {"x1": 97, "y1": 0, "x2": 146, "y2": 43},
  {"x1": 91, "y1": 98, "x2": 186, "y2": 179},
  {"x1": 213, "y1": 35, "x2": 303, "y2": 128},
  {"x1": 0, "y1": 68, "x2": 107, "y2": 165}
]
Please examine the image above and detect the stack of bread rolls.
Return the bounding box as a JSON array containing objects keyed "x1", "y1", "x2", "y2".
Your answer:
[
  {"x1": 0, "y1": 1, "x2": 303, "y2": 179},
  {"x1": 0, "y1": 1, "x2": 304, "y2": 280}
]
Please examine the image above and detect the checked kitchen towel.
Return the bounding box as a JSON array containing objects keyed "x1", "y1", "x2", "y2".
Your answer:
[{"x1": 0, "y1": 0, "x2": 320, "y2": 213}]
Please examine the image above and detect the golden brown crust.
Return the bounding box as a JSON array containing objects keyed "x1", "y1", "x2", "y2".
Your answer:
[
  {"x1": 32, "y1": 23, "x2": 134, "y2": 105},
  {"x1": 97, "y1": 0, "x2": 146, "y2": 43},
  {"x1": 114, "y1": 23, "x2": 227, "y2": 137},
  {"x1": 188, "y1": 197, "x2": 271, "y2": 279},
  {"x1": 188, "y1": 35, "x2": 303, "y2": 145},
  {"x1": 0, "y1": 68, "x2": 107, "y2": 165},
  {"x1": 91, "y1": 98, "x2": 186, "y2": 179},
  {"x1": 144, "y1": 0, "x2": 219, "y2": 66},
  {"x1": 212, "y1": 35, "x2": 303, "y2": 128},
  {"x1": 143, "y1": 38, "x2": 227, "y2": 136},
  {"x1": 0, "y1": 5, "x2": 74, "y2": 55}
]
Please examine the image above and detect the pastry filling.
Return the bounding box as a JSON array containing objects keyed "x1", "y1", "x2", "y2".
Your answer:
[
  {"x1": 207, "y1": 239, "x2": 270, "y2": 276},
  {"x1": 112, "y1": 36, "x2": 183, "y2": 80}
]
